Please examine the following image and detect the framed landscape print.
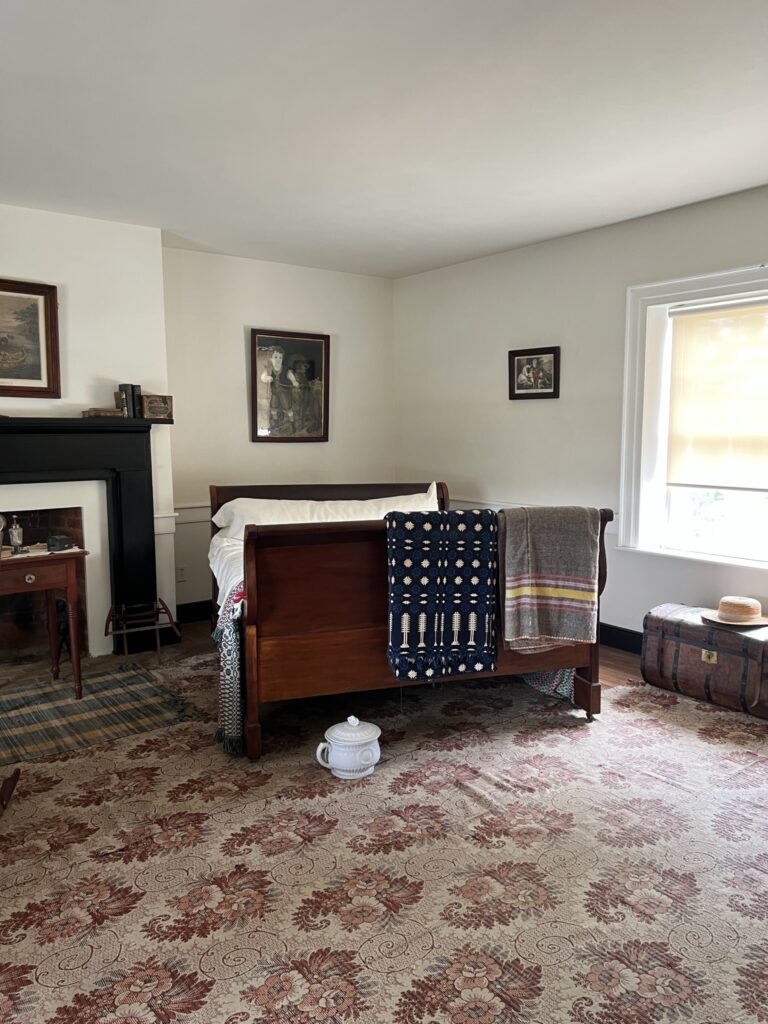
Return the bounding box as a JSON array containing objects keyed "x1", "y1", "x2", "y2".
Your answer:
[
  {"x1": 509, "y1": 346, "x2": 560, "y2": 400},
  {"x1": 250, "y1": 328, "x2": 330, "y2": 442},
  {"x1": 0, "y1": 279, "x2": 60, "y2": 398}
]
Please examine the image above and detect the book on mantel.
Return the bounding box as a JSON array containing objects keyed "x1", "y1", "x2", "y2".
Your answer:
[
  {"x1": 82, "y1": 408, "x2": 127, "y2": 418},
  {"x1": 117, "y1": 383, "x2": 142, "y2": 417},
  {"x1": 114, "y1": 389, "x2": 129, "y2": 416}
]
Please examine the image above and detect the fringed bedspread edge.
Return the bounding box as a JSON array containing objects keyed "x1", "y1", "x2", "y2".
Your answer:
[{"x1": 212, "y1": 581, "x2": 246, "y2": 756}]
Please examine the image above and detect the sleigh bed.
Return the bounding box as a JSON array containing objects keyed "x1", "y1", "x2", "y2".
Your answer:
[{"x1": 209, "y1": 481, "x2": 613, "y2": 759}]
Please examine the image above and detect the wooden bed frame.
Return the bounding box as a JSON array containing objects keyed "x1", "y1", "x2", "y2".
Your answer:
[{"x1": 209, "y1": 482, "x2": 614, "y2": 759}]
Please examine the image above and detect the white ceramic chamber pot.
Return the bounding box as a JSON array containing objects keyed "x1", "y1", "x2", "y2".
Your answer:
[{"x1": 316, "y1": 715, "x2": 381, "y2": 779}]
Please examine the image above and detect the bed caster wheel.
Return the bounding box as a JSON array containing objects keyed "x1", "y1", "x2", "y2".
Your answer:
[{"x1": 586, "y1": 712, "x2": 595, "y2": 723}]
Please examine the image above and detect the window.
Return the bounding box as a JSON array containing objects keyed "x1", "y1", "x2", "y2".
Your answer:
[{"x1": 620, "y1": 265, "x2": 768, "y2": 565}]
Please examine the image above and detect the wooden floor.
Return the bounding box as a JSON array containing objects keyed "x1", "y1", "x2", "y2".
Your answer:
[
  {"x1": 599, "y1": 645, "x2": 643, "y2": 687},
  {"x1": 0, "y1": 619, "x2": 641, "y2": 690},
  {"x1": 0, "y1": 620, "x2": 214, "y2": 689}
]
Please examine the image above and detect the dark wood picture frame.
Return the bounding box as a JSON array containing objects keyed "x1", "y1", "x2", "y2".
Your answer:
[
  {"x1": 0, "y1": 278, "x2": 61, "y2": 399},
  {"x1": 508, "y1": 345, "x2": 560, "y2": 400},
  {"x1": 140, "y1": 394, "x2": 174, "y2": 421},
  {"x1": 250, "y1": 328, "x2": 330, "y2": 442}
]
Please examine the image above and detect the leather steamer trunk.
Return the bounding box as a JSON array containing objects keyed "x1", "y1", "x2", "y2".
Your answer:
[{"x1": 641, "y1": 603, "x2": 768, "y2": 719}]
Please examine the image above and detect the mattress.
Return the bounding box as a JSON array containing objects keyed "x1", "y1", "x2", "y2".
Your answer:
[{"x1": 208, "y1": 534, "x2": 244, "y2": 607}]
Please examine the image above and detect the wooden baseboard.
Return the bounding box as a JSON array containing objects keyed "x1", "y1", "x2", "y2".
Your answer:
[
  {"x1": 177, "y1": 600, "x2": 213, "y2": 624},
  {"x1": 599, "y1": 622, "x2": 643, "y2": 655}
]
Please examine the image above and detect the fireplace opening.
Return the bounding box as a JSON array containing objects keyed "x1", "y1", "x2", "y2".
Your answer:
[{"x1": 0, "y1": 506, "x2": 87, "y2": 662}]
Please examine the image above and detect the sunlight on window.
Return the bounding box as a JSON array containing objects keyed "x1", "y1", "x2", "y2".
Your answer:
[
  {"x1": 622, "y1": 267, "x2": 768, "y2": 564},
  {"x1": 664, "y1": 487, "x2": 768, "y2": 562}
]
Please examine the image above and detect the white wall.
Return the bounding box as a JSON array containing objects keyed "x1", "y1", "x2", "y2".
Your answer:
[
  {"x1": 0, "y1": 204, "x2": 176, "y2": 618},
  {"x1": 163, "y1": 247, "x2": 395, "y2": 602},
  {"x1": 393, "y1": 186, "x2": 768, "y2": 631}
]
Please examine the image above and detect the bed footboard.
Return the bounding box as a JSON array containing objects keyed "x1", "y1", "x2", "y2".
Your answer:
[{"x1": 241, "y1": 510, "x2": 612, "y2": 759}]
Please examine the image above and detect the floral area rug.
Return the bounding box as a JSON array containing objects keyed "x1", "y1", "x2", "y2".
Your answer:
[{"x1": 1, "y1": 654, "x2": 767, "y2": 1024}]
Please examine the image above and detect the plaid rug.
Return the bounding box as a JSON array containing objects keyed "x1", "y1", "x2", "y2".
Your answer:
[
  {"x1": 0, "y1": 663, "x2": 188, "y2": 765},
  {"x1": 521, "y1": 665, "x2": 577, "y2": 702}
]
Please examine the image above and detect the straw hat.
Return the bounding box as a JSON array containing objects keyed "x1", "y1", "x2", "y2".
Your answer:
[{"x1": 701, "y1": 595, "x2": 768, "y2": 628}]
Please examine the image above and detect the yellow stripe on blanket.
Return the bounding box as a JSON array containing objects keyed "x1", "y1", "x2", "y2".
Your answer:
[{"x1": 505, "y1": 585, "x2": 595, "y2": 601}]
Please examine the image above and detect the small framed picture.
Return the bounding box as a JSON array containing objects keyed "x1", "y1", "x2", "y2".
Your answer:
[
  {"x1": 509, "y1": 346, "x2": 560, "y2": 400},
  {"x1": 251, "y1": 328, "x2": 329, "y2": 442},
  {"x1": 0, "y1": 278, "x2": 60, "y2": 399},
  {"x1": 140, "y1": 394, "x2": 174, "y2": 420}
]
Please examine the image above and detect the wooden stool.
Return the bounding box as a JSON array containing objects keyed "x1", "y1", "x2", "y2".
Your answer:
[{"x1": 104, "y1": 599, "x2": 180, "y2": 659}]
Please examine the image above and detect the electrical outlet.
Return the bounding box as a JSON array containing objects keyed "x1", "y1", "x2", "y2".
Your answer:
[{"x1": 176, "y1": 565, "x2": 187, "y2": 584}]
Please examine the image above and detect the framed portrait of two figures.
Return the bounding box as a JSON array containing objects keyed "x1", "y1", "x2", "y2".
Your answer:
[{"x1": 251, "y1": 328, "x2": 329, "y2": 442}]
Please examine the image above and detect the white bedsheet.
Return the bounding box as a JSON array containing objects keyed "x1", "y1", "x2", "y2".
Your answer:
[
  {"x1": 209, "y1": 534, "x2": 245, "y2": 607},
  {"x1": 209, "y1": 483, "x2": 440, "y2": 607}
]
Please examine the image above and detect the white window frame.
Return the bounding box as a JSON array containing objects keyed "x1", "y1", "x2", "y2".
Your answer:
[{"x1": 619, "y1": 263, "x2": 768, "y2": 559}]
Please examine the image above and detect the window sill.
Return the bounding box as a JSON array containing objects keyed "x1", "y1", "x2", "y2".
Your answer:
[{"x1": 616, "y1": 544, "x2": 768, "y2": 572}]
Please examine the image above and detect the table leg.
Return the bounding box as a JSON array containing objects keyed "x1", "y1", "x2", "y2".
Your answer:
[
  {"x1": 0, "y1": 769, "x2": 21, "y2": 815},
  {"x1": 45, "y1": 589, "x2": 61, "y2": 680},
  {"x1": 66, "y1": 565, "x2": 82, "y2": 700}
]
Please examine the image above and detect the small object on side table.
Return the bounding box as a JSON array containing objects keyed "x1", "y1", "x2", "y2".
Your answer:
[
  {"x1": 9, "y1": 514, "x2": 23, "y2": 554},
  {"x1": 47, "y1": 534, "x2": 73, "y2": 552}
]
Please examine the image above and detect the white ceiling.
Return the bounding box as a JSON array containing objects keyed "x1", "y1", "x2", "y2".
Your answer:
[{"x1": 1, "y1": 0, "x2": 767, "y2": 278}]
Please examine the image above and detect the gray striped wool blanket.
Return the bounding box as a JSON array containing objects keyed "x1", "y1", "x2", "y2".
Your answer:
[{"x1": 498, "y1": 506, "x2": 600, "y2": 653}]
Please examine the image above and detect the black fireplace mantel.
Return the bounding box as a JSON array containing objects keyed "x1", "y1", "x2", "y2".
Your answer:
[
  {"x1": 0, "y1": 417, "x2": 160, "y2": 646},
  {"x1": 0, "y1": 416, "x2": 163, "y2": 434}
]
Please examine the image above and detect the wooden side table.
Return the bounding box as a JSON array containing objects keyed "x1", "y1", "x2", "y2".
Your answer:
[
  {"x1": 1, "y1": 548, "x2": 88, "y2": 813},
  {"x1": 0, "y1": 548, "x2": 88, "y2": 699},
  {"x1": 0, "y1": 768, "x2": 20, "y2": 816}
]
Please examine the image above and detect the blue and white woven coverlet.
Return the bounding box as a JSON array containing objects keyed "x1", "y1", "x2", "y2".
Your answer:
[{"x1": 385, "y1": 509, "x2": 498, "y2": 680}]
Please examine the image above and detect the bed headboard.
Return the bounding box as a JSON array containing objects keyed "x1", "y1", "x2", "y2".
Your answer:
[
  {"x1": 207, "y1": 483, "x2": 449, "y2": 615},
  {"x1": 209, "y1": 481, "x2": 450, "y2": 520}
]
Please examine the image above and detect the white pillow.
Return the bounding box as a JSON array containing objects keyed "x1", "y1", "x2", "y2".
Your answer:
[{"x1": 213, "y1": 483, "x2": 439, "y2": 540}]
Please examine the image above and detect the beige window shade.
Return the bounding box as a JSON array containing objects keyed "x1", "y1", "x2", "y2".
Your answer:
[{"x1": 667, "y1": 304, "x2": 768, "y2": 489}]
